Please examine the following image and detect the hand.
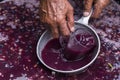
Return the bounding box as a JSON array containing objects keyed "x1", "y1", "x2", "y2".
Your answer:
[
  {"x1": 39, "y1": 0, "x2": 74, "y2": 38},
  {"x1": 83, "y1": 0, "x2": 110, "y2": 18}
]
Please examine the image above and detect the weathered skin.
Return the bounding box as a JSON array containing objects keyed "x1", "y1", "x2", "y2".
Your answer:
[
  {"x1": 84, "y1": 0, "x2": 110, "y2": 18},
  {"x1": 39, "y1": 0, "x2": 74, "y2": 38},
  {"x1": 39, "y1": 0, "x2": 110, "y2": 38}
]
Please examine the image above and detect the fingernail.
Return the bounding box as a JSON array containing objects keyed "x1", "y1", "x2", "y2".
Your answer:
[
  {"x1": 71, "y1": 27, "x2": 75, "y2": 32},
  {"x1": 83, "y1": 12, "x2": 90, "y2": 16}
]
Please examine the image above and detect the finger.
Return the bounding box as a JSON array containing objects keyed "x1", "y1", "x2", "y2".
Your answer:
[
  {"x1": 92, "y1": 0, "x2": 110, "y2": 18},
  {"x1": 58, "y1": 19, "x2": 70, "y2": 37},
  {"x1": 66, "y1": 2, "x2": 75, "y2": 32},
  {"x1": 50, "y1": 23, "x2": 59, "y2": 38},
  {"x1": 83, "y1": 0, "x2": 94, "y2": 16}
]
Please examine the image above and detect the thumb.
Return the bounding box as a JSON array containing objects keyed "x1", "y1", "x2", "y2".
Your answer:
[
  {"x1": 92, "y1": 0, "x2": 110, "y2": 18},
  {"x1": 83, "y1": 0, "x2": 94, "y2": 17}
]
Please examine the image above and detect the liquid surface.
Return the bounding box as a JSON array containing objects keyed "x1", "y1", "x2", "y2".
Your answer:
[{"x1": 42, "y1": 38, "x2": 93, "y2": 71}]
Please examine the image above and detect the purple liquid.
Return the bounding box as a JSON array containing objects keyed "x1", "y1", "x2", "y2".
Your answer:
[
  {"x1": 41, "y1": 38, "x2": 94, "y2": 71},
  {"x1": 0, "y1": 0, "x2": 119, "y2": 80},
  {"x1": 62, "y1": 29, "x2": 96, "y2": 61}
]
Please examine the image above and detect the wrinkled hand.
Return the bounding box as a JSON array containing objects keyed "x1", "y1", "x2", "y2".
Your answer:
[
  {"x1": 83, "y1": 0, "x2": 110, "y2": 18},
  {"x1": 39, "y1": 0, "x2": 74, "y2": 38}
]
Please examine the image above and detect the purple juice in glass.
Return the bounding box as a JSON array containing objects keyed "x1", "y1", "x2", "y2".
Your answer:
[{"x1": 62, "y1": 29, "x2": 96, "y2": 61}]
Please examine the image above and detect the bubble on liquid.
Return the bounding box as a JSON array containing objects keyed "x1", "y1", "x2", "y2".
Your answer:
[
  {"x1": 13, "y1": 74, "x2": 28, "y2": 80},
  {"x1": 0, "y1": 33, "x2": 8, "y2": 42},
  {"x1": 0, "y1": 16, "x2": 7, "y2": 20},
  {"x1": 96, "y1": 29, "x2": 120, "y2": 48}
]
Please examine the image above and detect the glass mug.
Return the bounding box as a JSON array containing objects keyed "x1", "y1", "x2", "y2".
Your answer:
[{"x1": 60, "y1": 28, "x2": 96, "y2": 61}]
